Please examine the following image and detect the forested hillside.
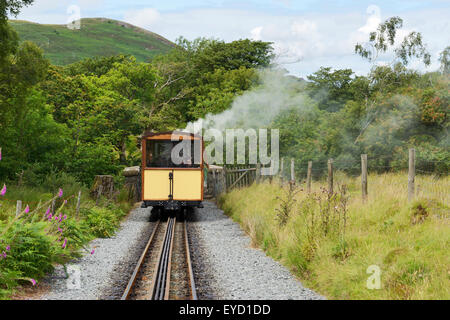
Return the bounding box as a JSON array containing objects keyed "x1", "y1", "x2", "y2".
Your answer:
[{"x1": 9, "y1": 18, "x2": 174, "y2": 65}]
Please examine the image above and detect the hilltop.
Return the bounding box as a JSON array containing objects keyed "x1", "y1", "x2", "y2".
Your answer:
[{"x1": 9, "y1": 18, "x2": 175, "y2": 65}]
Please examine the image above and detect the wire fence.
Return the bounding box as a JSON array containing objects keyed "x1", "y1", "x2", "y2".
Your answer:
[{"x1": 273, "y1": 148, "x2": 449, "y2": 204}]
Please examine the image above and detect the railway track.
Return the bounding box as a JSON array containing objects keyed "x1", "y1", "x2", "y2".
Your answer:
[{"x1": 121, "y1": 215, "x2": 197, "y2": 300}]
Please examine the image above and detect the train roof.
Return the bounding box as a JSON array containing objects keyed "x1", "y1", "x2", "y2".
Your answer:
[{"x1": 141, "y1": 131, "x2": 203, "y2": 140}]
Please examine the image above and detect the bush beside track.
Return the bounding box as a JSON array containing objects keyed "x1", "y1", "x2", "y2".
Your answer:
[{"x1": 0, "y1": 175, "x2": 133, "y2": 299}]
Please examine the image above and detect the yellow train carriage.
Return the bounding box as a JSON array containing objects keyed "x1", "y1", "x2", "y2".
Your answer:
[{"x1": 141, "y1": 131, "x2": 204, "y2": 211}]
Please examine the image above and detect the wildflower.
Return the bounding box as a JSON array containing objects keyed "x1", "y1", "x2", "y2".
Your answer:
[
  {"x1": 2, "y1": 252, "x2": 6, "y2": 258},
  {"x1": 64, "y1": 200, "x2": 67, "y2": 205},
  {"x1": 47, "y1": 213, "x2": 53, "y2": 221},
  {"x1": 62, "y1": 239, "x2": 67, "y2": 249},
  {"x1": 0, "y1": 184, "x2": 6, "y2": 196},
  {"x1": 45, "y1": 207, "x2": 51, "y2": 216},
  {"x1": 6, "y1": 245, "x2": 10, "y2": 251},
  {"x1": 90, "y1": 249, "x2": 95, "y2": 255},
  {"x1": 0, "y1": 147, "x2": 2, "y2": 161},
  {"x1": 30, "y1": 279, "x2": 36, "y2": 286},
  {"x1": 24, "y1": 205, "x2": 30, "y2": 214},
  {"x1": 58, "y1": 188, "x2": 63, "y2": 198},
  {"x1": 63, "y1": 215, "x2": 67, "y2": 220}
]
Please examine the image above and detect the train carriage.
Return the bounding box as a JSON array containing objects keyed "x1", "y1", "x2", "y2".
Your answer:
[{"x1": 141, "y1": 131, "x2": 204, "y2": 212}]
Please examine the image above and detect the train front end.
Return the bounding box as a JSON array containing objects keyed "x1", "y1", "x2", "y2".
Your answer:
[{"x1": 141, "y1": 131, "x2": 204, "y2": 212}]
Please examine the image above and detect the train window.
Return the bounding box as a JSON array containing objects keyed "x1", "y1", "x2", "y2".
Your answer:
[{"x1": 146, "y1": 140, "x2": 201, "y2": 168}]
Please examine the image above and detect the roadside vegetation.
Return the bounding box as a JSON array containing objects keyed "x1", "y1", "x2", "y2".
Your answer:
[
  {"x1": 0, "y1": 171, "x2": 133, "y2": 299},
  {"x1": 220, "y1": 173, "x2": 449, "y2": 299}
]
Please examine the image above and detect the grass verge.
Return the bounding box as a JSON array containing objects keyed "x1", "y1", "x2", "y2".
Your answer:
[{"x1": 219, "y1": 172, "x2": 449, "y2": 300}]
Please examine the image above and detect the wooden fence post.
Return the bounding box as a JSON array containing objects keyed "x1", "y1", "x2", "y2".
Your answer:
[
  {"x1": 307, "y1": 161, "x2": 312, "y2": 193},
  {"x1": 361, "y1": 154, "x2": 368, "y2": 202},
  {"x1": 328, "y1": 159, "x2": 334, "y2": 194},
  {"x1": 219, "y1": 169, "x2": 225, "y2": 194},
  {"x1": 269, "y1": 164, "x2": 273, "y2": 184},
  {"x1": 280, "y1": 158, "x2": 284, "y2": 182},
  {"x1": 15, "y1": 200, "x2": 22, "y2": 217},
  {"x1": 212, "y1": 170, "x2": 217, "y2": 198},
  {"x1": 224, "y1": 166, "x2": 228, "y2": 191},
  {"x1": 76, "y1": 190, "x2": 82, "y2": 217},
  {"x1": 290, "y1": 159, "x2": 295, "y2": 184},
  {"x1": 256, "y1": 163, "x2": 261, "y2": 184},
  {"x1": 408, "y1": 148, "x2": 415, "y2": 201}
]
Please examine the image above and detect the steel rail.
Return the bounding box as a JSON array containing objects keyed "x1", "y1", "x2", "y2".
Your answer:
[
  {"x1": 121, "y1": 220, "x2": 161, "y2": 300},
  {"x1": 184, "y1": 220, "x2": 197, "y2": 300},
  {"x1": 122, "y1": 214, "x2": 196, "y2": 300},
  {"x1": 152, "y1": 217, "x2": 175, "y2": 300},
  {"x1": 147, "y1": 217, "x2": 172, "y2": 299}
]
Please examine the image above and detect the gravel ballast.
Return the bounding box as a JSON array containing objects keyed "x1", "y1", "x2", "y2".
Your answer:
[
  {"x1": 32, "y1": 200, "x2": 322, "y2": 300},
  {"x1": 36, "y1": 206, "x2": 154, "y2": 300},
  {"x1": 188, "y1": 201, "x2": 324, "y2": 300}
]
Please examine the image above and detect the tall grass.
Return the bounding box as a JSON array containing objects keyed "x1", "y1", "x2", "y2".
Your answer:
[{"x1": 220, "y1": 172, "x2": 449, "y2": 300}]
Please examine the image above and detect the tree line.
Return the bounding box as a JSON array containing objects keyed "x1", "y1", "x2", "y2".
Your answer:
[{"x1": 0, "y1": 1, "x2": 448, "y2": 187}]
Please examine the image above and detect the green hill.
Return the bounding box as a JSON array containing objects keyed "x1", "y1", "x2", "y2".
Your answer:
[{"x1": 9, "y1": 18, "x2": 175, "y2": 65}]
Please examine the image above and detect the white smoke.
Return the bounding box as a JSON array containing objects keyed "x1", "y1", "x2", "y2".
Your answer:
[{"x1": 184, "y1": 68, "x2": 312, "y2": 133}]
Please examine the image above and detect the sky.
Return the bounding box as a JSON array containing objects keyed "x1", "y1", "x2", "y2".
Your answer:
[{"x1": 13, "y1": 0, "x2": 450, "y2": 78}]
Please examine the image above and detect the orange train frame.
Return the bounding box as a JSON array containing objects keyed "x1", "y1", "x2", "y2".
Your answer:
[{"x1": 141, "y1": 131, "x2": 204, "y2": 211}]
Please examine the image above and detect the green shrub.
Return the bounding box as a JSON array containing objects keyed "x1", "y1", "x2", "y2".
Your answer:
[
  {"x1": 1, "y1": 222, "x2": 59, "y2": 279},
  {"x1": 331, "y1": 239, "x2": 353, "y2": 261},
  {"x1": 83, "y1": 207, "x2": 121, "y2": 238}
]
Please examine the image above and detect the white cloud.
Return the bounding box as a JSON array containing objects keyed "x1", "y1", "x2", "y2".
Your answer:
[
  {"x1": 14, "y1": 2, "x2": 450, "y2": 78},
  {"x1": 118, "y1": 6, "x2": 449, "y2": 77},
  {"x1": 358, "y1": 4, "x2": 381, "y2": 34},
  {"x1": 291, "y1": 20, "x2": 317, "y2": 36},
  {"x1": 250, "y1": 26, "x2": 263, "y2": 40},
  {"x1": 123, "y1": 8, "x2": 161, "y2": 29}
]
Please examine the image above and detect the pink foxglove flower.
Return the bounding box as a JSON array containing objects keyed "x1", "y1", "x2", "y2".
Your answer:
[
  {"x1": 48, "y1": 213, "x2": 53, "y2": 221},
  {"x1": 0, "y1": 184, "x2": 6, "y2": 196},
  {"x1": 2, "y1": 252, "x2": 6, "y2": 258},
  {"x1": 90, "y1": 249, "x2": 95, "y2": 255},
  {"x1": 45, "y1": 207, "x2": 51, "y2": 216},
  {"x1": 30, "y1": 279, "x2": 36, "y2": 286},
  {"x1": 58, "y1": 188, "x2": 63, "y2": 198},
  {"x1": 62, "y1": 239, "x2": 67, "y2": 249},
  {"x1": 63, "y1": 215, "x2": 67, "y2": 220},
  {"x1": 6, "y1": 245, "x2": 10, "y2": 251},
  {"x1": 24, "y1": 205, "x2": 30, "y2": 214}
]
